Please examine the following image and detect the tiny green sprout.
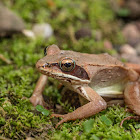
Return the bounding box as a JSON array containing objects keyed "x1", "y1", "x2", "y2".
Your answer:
[
  {"x1": 36, "y1": 105, "x2": 50, "y2": 116},
  {"x1": 117, "y1": 8, "x2": 130, "y2": 17},
  {"x1": 100, "y1": 115, "x2": 113, "y2": 126},
  {"x1": 134, "y1": 124, "x2": 140, "y2": 129},
  {"x1": 90, "y1": 135, "x2": 100, "y2": 140},
  {"x1": 82, "y1": 119, "x2": 94, "y2": 133}
]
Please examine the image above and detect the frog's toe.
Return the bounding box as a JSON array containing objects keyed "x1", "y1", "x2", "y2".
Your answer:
[
  {"x1": 51, "y1": 113, "x2": 65, "y2": 118},
  {"x1": 120, "y1": 116, "x2": 140, "y2": 127},
  {"x1": 30, "y1": 95, "x2": 46, "y2": 107},
  {"x1": 55, "y1": 118, "x2": 68, "y2": 128},
  {"x1": 51, "y1": 114, "x2": 70, "y2": 128}
]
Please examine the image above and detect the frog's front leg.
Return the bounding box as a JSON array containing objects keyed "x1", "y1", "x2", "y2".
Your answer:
[
  {"x1": 121, "y1": 82, "x2": 140, "y2": 126},
  {"x1": 30, "y1": 74, "x2": 48, "y2": 107},
  {"x1": 51, "y1": 86, "x2": 107, "y2": 128},
  {"x1": 30, "y1": 45, "x2": 61, "y2": 107}
]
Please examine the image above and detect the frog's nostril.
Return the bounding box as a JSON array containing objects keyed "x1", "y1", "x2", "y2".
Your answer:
[
  {"x1": 42, "y1": 63, "x2": 49, "y2": 68},
  {"x1": 42, "y1": 64, "x2": 46, "y2": 68}
]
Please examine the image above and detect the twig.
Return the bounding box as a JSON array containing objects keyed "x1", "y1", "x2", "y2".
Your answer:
[{"x1": 0, "y1": 54, "x2": 12, "y2": 64}]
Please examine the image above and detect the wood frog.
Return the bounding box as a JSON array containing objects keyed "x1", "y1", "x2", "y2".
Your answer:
[{"x1": 30, "y1": 44, "x2": 140, "y2": 128}]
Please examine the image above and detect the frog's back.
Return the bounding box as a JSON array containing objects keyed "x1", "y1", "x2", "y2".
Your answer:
[
  {"x1": 61, "y1": 50, "x2": 124, "y2": 67},
  {"x1": 81, "y1": 53, "x2": 124, "y2": 67}
]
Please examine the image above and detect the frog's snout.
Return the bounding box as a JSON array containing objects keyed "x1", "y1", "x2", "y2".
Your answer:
[{"x1": 36, "y1": 59, "x2": 46, "y2": 69}]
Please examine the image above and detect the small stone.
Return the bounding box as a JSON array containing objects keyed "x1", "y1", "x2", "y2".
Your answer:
[
  {"x1": 22, "y1": 29, "x2": 35, "y2": 39},
  {"x1": 135, "y1": 43, "x2": 140, "y2": 56},
  {"x1": 75, "y1": 28, "x2": 92, "y2": 40},
  {"x1": 32, "y1": 23, "x2": 53, "y2": 39},
  {"x1": 120, "y1": 44, "x2": 140, "y2": 64},
  {"x1": 120, "y1": 44, "x2": 137, "y2": 55},
  {"x1": 122, "y1": 24, "x2": 140, "y2": 46},
  {"x1": 125, "y1": 0, "x2": 140, "y2": 19},
  {"x1": 121, "y1": 54, "x2": 140, "y2": 64},
  {"x1": 0, "y1": 3, "x2": 25, "y2": 37},
  {"x1": 135, "y1": 21, "x2": 140, "y2": 31},
  {"x1": 103, "y1": 40, "x2": 113, "y2": 50}
]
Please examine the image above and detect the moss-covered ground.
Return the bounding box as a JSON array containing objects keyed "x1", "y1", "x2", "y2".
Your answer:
[{"x1": 1, "y1": 0, "x2": 140, "y2": 139}]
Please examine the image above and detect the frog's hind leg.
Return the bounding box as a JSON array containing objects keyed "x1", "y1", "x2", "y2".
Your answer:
[
  {"x1": 121, "y1": 82, "x2": 140, "y2": 126},
  {"x1": 51, "y1": 86, "x2": 107, "y2": 128}
]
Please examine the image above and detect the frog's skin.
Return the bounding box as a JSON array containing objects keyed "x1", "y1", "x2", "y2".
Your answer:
[{"x1": 30, "y1": 44, "x2": 140, "y2": 128}]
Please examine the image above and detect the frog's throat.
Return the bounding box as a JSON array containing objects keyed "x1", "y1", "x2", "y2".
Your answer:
[
  {"x1": 74, "y1": 85, "x2": 90, "y2": 101},
  {"x1": 40, "y1": 67, "x2": 90, "y2": 84}
]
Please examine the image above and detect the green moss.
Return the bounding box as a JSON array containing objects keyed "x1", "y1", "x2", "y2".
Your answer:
[
  {"x1": 50, "y1": 106, "x2": 140, "y2": 140},
  {"x1": 88, "y1": 0, "x2": 114, "y2": 29},
  {"x1": 88, "y1": 0, "x2": 125, "y2": 45},
  {"x1": 0, "y1": 0, "x2": 139, "y2": 139}
]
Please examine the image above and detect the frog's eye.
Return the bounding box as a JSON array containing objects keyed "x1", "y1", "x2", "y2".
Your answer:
[
  {"x1": 60, "y1": 58, "x2": 75, "y2": 72},
  {"x1": 44, "y1": 46, "x2": 48, "y2": 56}
]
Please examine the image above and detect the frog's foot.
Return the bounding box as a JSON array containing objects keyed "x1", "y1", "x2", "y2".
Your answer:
[
  {"x1": 51, "y1": 112, "x2": 84, "y2": 128},
  {"x1": 120, "y1": 116, "x2": 140, "y2": 127},
  {"x1": 30, "y1": 94, "x2": 47, "y2": 107},
  {"x1": 51, "y1": 113, "x2": 68, "y2": 128},
  {"x1": 51, "y1": 96, "x2": 106, "y2": 128}
]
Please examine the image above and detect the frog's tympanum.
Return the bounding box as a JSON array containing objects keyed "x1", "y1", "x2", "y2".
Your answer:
[{"x1": 30, "y1": 44, "x2": 140, "y2": 128}]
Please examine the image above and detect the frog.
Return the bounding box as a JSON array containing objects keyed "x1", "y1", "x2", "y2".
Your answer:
[{"x1": 30, "y1": 44, "x2": 140, "y2": 128}]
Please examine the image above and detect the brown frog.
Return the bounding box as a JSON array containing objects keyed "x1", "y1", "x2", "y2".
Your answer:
[{"x1": 30, "y1": 44, "x2": 140, "y2": 128}]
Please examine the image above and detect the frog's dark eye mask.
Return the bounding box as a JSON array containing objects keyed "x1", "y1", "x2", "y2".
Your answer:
[
  {"x1": 59, "y1": 58, "x2": 75, "y2": 72},
  {"x1": 40, "y1": 57, "x2": 89, "y2": 81}
]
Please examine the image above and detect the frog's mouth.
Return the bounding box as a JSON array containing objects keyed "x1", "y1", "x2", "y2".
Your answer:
[{"x1": 38, "y1": 62, "x2": 90, "y2": 84}]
